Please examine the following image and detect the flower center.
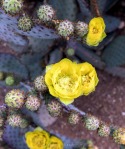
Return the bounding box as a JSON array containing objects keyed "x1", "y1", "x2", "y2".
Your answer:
[
  {"x1": 57, "y1": 75, "x2": 75, "y2": 92},
  {"x1": 33, "y1": 136, "x2": 45, "y2": 147},
  {"x1": 82, "y1": 75, "x2": 91, "y2": 86},
  {"x1": 92, "y1": 27, "x2": 98, "y2": 34}
]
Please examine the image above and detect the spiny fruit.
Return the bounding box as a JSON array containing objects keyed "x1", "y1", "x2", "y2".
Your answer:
[
  {"x1": 18, "y1": 15, "x2": 33, "y2": 32},
  {"x1": 75, "y1": 21, "x2": 88, "y2": 38},
  {"x1": 7, "y1": 114, "x2": 28, "y2": 128},
  {"x1": 5, "y1": 89, "x2": 25, "y2": 109},
  {"x1": 113, "y1": 128, "x2": 125, "y2": 144},
  {"x1": 37, "y1": 5, "x2": 55, "y2": 22},
  {"x1": 98, "y1": 123, "x2": 110, "y2": 137},
  {"x1": 47, "y1": 100, "x2": 62, "y2": 117},
  {"x1": 84, "y1": 115, "x2": 100, "y2": 130},
  {"x1": 68, "y1": 111, "x2": 80, "y2": 125},
  {"x1": 34, "y1": 75, "x2": 48, "y2": 92},
  {"x1": 57, "y1": 20, "x2": 74, "y2": 37},
  {"x1": 2, "y1": 0, "x2": 23, "y2": 15},
  {"x1": 25, "y1": 95, "x2": 41, "y2": 111},
  {"x1": 0, "y1": 72, "x2": 4, "y2": 80},
  {"x1": 5, "y1": 75, "x2": 15, "y2": 86}
]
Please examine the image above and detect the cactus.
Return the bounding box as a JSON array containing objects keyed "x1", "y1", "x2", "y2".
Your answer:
[
  {"x1": 2, "y1": 0, "x2": 23, "y2": 15},
  {"x1": 5, "y1": 75, "x2": 15, "y2": 86},
  {"x1": 34, "y1": 75, "x2": 48, "y2": 92},
  {"x1": 25, "y1": 95, "x2": 41, "y2": 111},
  {"x1": 48, "y1": 0, "x2": 78, "y2": 21},
  {"x1": 68, "y1": 111, "x2": 81, "y2": 125},
  {"x1": 5, "y1": 89, "x2": 25, "y2": 109},
  {"x1": 57, "y1": 20, "x2": 74, "y2": 38},
  {"x1": 18, "y1": 15, "x2": 33, "y2": 32},
  {"x1": 3, "y1": 125, "x2": 31, "y2": 149},
  {"x1": 7, "y1": 114, "x2": 28, "y2": 128},
  {"x1": 37, "y1": 5, "x2": 55, "y2": 22},
  {"x1": 84, "y1": 115, "x2": 100, "y2": 131},
  {"x1": 0, "y1": 53, "x2": 28, "y2": 79},
  {"x1": 47, "y1": 100, "x2": 62, "y2": 117}
]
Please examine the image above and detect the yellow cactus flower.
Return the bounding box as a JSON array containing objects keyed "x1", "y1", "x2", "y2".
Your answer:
[
  {"x1": 86, "y1": 17, "x2": 106, "y2": 46},
  {"x1": 25, "y1": 127, "x2": 50, "y2": 149},
  {"x1": 78, "y1": 62, "x2": 99, "y2": 95},
  {"x1": 45, "y1": 58, "x2": 83, "y2": 105},
  {"x1": 47, "y1": 136, "x2": 64, "y2": 149}
]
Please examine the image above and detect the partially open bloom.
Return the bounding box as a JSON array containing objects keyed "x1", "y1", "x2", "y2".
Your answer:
[
  {"x1": 25, "y1": 127, "x2": 50, "y2": 149},
  {"x1": 45, "y1": 59, "x2": 83, "y2": 105},
  {"x1": 47, "y1": 136, "x2": 64, "y2": 149},
  {"x1": 78, "y1": 62, "x2": 99, "y2": 95},
  {"x1": 86, "y1": 17, "x2": 106, "y2": 46},
  {"x1": 45, "y1": 59, "x2": 99, "y2": 105}
]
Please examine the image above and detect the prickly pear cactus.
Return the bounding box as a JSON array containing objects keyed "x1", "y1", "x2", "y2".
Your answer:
[
  {"x1": 0, "y1": 53, "x2": 28, "y2": 79},
  {"x1": 3, "y1": 125, "x2": 31, "y2": 149},
  {"x1": 48, "y1": 0, "x2": 78, "y2": 21}
]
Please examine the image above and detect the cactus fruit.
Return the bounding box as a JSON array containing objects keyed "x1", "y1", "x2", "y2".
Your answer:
[
  {"x1": 47, "y1": 100, "x2": 62, "y2": 117},
  {"x1": 75, "y1": 21, "x2": 88, "y2": 38},
  {"x1": 2, "y1": 0, "x2": 23, "y2": 15},
  {"x1": 57, "y1": 20, "x2": 74, "y2": 37},
  {"x1": 0, "y1": 72, "x2": 4, "y2": 80},
  {"x1": 25, "y1": 95, "x2": 41, "y2": 111},
  {"x1": 98, "y1": 124, "x2": 110, "y2": 137},
  {"x1": 34, "y1": 75, "x2": 48, "y2": 92},
  {"x1": 18, "y1": 15, "x2": 33, "y2": 32},
  {"x1": 7, "y1": 114, "x2": 28, "y2": 128},
  {"x1": 68, "y1": 111, "x2": 80, "y2": 125},
  {"x1": 5, "y1": 75, "x2": 15, "y2": 86},
  {"x1": 37, "y1": 5, "x2": 55, "y2": 22},
  {"x1": 113, "y1": 128, "x2": 125, "y2": 144},
  {"x1": 5, "y1": 89, "x2": 25, "y2": 109},
  {"x1": 84, "y1": 115, "x2": 100, "y2": 130},
  {"x1": 66, "y1": 48, "x2": 75, "y2": 56}
]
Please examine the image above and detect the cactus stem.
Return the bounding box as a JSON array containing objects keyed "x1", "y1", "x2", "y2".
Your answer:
[{"x1": 90, "y1": 0, "x2": 101, "y2": 17}]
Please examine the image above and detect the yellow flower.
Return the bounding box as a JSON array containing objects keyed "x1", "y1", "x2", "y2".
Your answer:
[
  {"x1": 25, "y1": 127, "x2": 50, "y2": 149},
  {"x1": 45, "y1": 58, "x2": 83, "y2": 105},
  {"x1": 86, "y1": 17, "x2": 106, "y2": 46},
  {"x1": 47, "y1": 136, "x2": 64, "y2": 149},
  {"x1": 78, "y1": 62, "x2": 99, "y2": 95}
]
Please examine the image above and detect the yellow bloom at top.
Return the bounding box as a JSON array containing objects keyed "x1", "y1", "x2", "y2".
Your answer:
[
  {"x1": 86, "y1": 17, "x2": 106, "y2": 46},
  {"x1": 45, "y1": 58, "x2": 83, "y2": 105},
  {"x1": 48, "y1": 136, "x2": 64, "y2": 149},
  {"x1": 45, "y1": 58, "x2": 99, "y2": 105}
]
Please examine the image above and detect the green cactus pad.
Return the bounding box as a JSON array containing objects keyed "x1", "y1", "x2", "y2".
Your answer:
[{"x1": 2, "y1": 0, "x2": 23, "y2": 15}]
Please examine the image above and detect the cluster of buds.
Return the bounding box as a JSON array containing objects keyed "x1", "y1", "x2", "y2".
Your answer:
[{"x1": 1, "y1": 1, "x2": 88, "y2": 39}]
